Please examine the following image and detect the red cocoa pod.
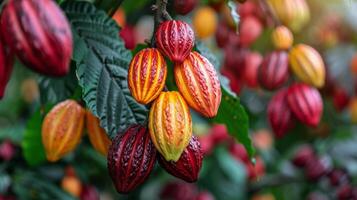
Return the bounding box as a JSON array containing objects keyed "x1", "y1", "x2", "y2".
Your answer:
[
  {"x1": 160, "y1": 182, "x2": 198, "y2": 200},
  {"x1": 258, "y1": 51, "x2": 289, "y2": 90},
  {"x1": 292, "y1": 145, "x2": 315, "y2": 167},
  {"x1": 0, "y1": 140, "x2": 15, "y2": 161},
  {"x1": 107, "y1": 125, "x2": 157, "y2": 193},
  {"x1": 267, "y1": 88, "x2": 295, "y2": 138},
  {"x1": 333, "y1": 87, "x2": 350, "y2": 112},
  {"x1": 305, "y1": 158, "x2": 329, "y2": 182},
  {"x1": 174, "y1": 0, "x2": 198, "y2": 15},
  {"x1": 158, "y1": 136, "x2": 203, "y2": 183},
  {"x1": 223, "y1": 46, "x2": 248, "y2": 76},
  {"x1": 237, "y1": 1, "x2": 257, "y2": 18},
  {"x1": 215, "y1": 21, "x2": 230, "y2": 48},
  {"x1": 175, "y1": 52, "x2": 221, "y2": 118},
  {"x1": 119, "y1": 25, "x2": 136, "y2": 50},
  {"x1": 1, "y1": 0, "x2": 72, "y2": 76},
  {"x1": 209, "y1": 124, "x2": 229, "y2": 145},
  {"x1": 328, "y1": 168, "x2": 350, "y2": 187},
  {"x1": 195, "y1": 191, "x2": 215, "y2": 200},
  {"x1": 221, "y1": 68, "x2": 243, "y2": 94},
  {"x1": 198, "y1": 135, "x2": 214, "y2": 156},
  {"x1": 287, "y1": 83, "x2": 323, "y2": 127},
  {"x1": 239, "y1": 16, "x2": 262, "y2": 47},
  {"x1": 228, "y1": 142, "x2": 249, "y2": 163},
  {"x1": 156, "y1": 20, "x2": 194, "y2": 63},
  {"x1": 128, "y1": 48, "x2": 167, "y2": 104},
  {"x1": 337, "y1": 184, "x2": 353, "y2": 200},
  {"x1": 80, "y1": 185, "x2": 100, "y2": 200},
  {"x1": 243, "y1": 51, "x2": 263, "y2": 88},
  {"x1": 0, "y1": 36, "x2": 14, "y2": 99}
]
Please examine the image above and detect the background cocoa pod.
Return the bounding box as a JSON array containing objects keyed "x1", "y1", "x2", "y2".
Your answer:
[
  {"x1": 0, "y1": 35, "x2": 14, "y2": 99},
  {"x1": 289, "y1": 44, "x2": 325, "y2": 88},
  {"x1": 271, "y1": 26, "x2": 294, "y2": 50},
  {"x1": 267, "y1": 88, "x2": 295, "y2": 138},
  {"x1": 174, "y1": 0, "x2": 197, "y2": 15},
  {"x1": 287, "y1": 83, "x2": 323, "y2": 127},
  {"x1": 158, "y1": 136, "x2": 203, "y2": 183},
  {"x1": 107, "y1": 125, "x2": 157, "y2": 193},
  {"x1": 155, "y1": 20, "x2": 194, "y2": 63},
  {"x1": 42, "y1": 100, "x2": 85, "y2": 162},
  {"x1": 128, "y1": 48, "x2": 167, "y2": 104},
  {"x1": 0, "y1": 0, "x2": 72, "y2": 76},
  {"x1": 149, "y1": 91, "x2": 192, "y2": 162},
  {"x1": 85, "y1": 110, "x2": 111, "y2": 156},
  {"x1": 175, "y1": 52, "x2": 221, "y2": 118},
  {"x1": 258, "y1": 51, "x2": 289, "y2": 90}
]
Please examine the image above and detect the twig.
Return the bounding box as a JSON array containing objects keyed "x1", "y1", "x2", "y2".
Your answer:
[{"x1": 150, "y1": 0, "x2": 172, "y2": 47}]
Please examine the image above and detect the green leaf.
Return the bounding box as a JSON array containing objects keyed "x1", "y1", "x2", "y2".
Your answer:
[
  {"x1": 63, "y1": 1, "x2": 147, "y2": 138},
  {"x1": 212, "y1": 87, "x2": 255, "y2": 157},
  {"x1": 228, "y1": 0, "x2": 240, "y2": 30},
  {"x1": 21, "y1": 106, "x2": 50, "y2": 166}
]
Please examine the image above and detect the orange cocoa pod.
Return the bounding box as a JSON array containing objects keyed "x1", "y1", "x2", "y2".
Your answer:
[
  {"x1": 61, "y1": 175, "x2": 82, "y2": 197},
  {"x1": 175, "y1": 52, "x2": 221, "y2": 118},
  {"x1": 128, "y1": 48, "x2": 167, "y2": 104},
  {"x1": 149, "y1": 91, "x2": 192, "y2": 162},
  {"x1": 86, "y1": 110, "x2": 111, "y2": 156},
  {"x1": 42, "y1": 100, "x2": 85, "y2": 162},
  {"x1": 271, "y1": 26, "x2": 293, "y2": 50}
]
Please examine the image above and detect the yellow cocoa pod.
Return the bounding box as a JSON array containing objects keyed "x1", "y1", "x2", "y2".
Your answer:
[
  {"x1": 175, "y1": 52, "x2": 221, "y2": 118},
  {"x1": 86, "y1": 110, "x2": 111, "y2": 156},
  {"x1": 271, "y1": 26, "x2": 293, "y2": 50},
  {"x1": 289, "y1": 44, "x2": 325, "y2": 88},
  {"x1": 42, "y1": 100, "x2": 85, "y2": 162},
  {"x1": 128, "y1": 48, "x2": 167, "y2": 104},
  {"x1": 149, "y1": 91, "x2": 192, "y2": 162},
  {"x1": 192, "y1": 6, "x2": 217, "y2": 39}
]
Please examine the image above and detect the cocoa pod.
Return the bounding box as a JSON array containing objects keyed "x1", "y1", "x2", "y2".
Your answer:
[
  {"x1": 258, "y1": 51, "x2": 289, "y2": 90},
  {"x1": 85, "y1": 110, "x2": 111, "y2": 156},
  {"x1": 128, "y1": 48, "x2": 167, "y2": 104},
  {"x1": 61, "y1": 175, "x2": 82, "y2": 197},
  {"x1": 0, "y1": 35, "x2": 14, "y2": 99},
  {"x1": 267, "y1": 88, "x2": 295, "y2": 138},
  {"x1": 239, "y1": 16, "x2": 262, "y2": 47},
  {"x1": 1, "y1": 0, "x2": 72, "y2": 76},
  {"x1": 174, "y1": 0, "x2": 198, "y2": 15},
  {"x1": 175, "y1": 52, "x2": 221, "y2": 118},
  {"x1": 107, "y1": 125, "x2": 157, "y2": 193},
  {"x1": 155, "y1": 20, "x2": 194, "y2": 63},
  {"x1": 292, "y1": 145, "x2": 315, "y2": 167},
  {"x1": 271, "y1": 26, "x2": 293, "y2": 50},
  {"x1": 158, "y1": 136, "x2": 203, "y2": 183},
  {"x1": 80, "y1": 185, "x2": 100, "y2": 200},
  {"x1": 286, "y1": 83, "x2": 323, "y2": 127},
  {"x1": 149, "y1": 91, "x2": 192, "y2": 162},
  {"x1": 289, "y1": 44, "x2": 325, "y2": 88},
  {"x1": 243, "y1": 51, "x2": 262, "y2": 88},
  {"x1": 42, "y1": 100, "x2": 85, "y2": 162}
]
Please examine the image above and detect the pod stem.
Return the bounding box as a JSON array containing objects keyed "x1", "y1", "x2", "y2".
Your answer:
[{"x1": 150, "y1": 0, "x2": 172, "y2": 47}]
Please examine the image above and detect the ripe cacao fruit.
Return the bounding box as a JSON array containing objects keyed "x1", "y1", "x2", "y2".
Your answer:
[
  {"x1": 193, "y1": 6, "x2": 218, "y2": 39},
  {"x1": 289, "y1": 44, "x2": 325, "y2": 88},
  {"x1": 239, "y1": 16, "x2": 262, "y2": 47},
  {"x1": 0, "y1": 36, "x2": 14, "y2": 99},
  {"x1": 271, "y1": 26, "x2": 293, "y2": 50},
  {"x1": 174, "y1": 0, "x2": 197, "y2": 15},
  {"x1": 1, "y1": 0, "x2": 73, "y2": 76},
  {"x1": 258, "y1": 51, "x2": 289, "y2": 90},
  {"x1": 286, "y1": 83, "x2": 323, "y2": 127},
  {"x1": 149, "y1": 91, "x2": 192, "y2": 162},
  {"x1": 158, "y1": 136, "x2": 203, "y2": 183},
  {"x1": 85, "y1": 110, "x2": 111, "y2": 156},
  {"x1": 128, "y1": 48, "x2": 167, "y2": 104},
  {"x1": 175, "y1": 52, "x2": 221, "y2": 118},
  {"x1": 42, "y1": 100, "x2": 84, "y2": 162},
  {"x1": 243, "y1": 51, "x2": 262, "y2": 88},
  {"x1": 119, "y1": 25, "x2": 136, "y2": 50},
  {"x1": 292, "y1": 145, "x2": 315, "y2": 168},
  {"x1": 267, "y1": 88, "x2": 295, "y2": 138},
  {"x1": 107, "y1": 125, "x2": 157, "y2": 193},
  {"x1": 155, "y1": 20, "x2": 194, "y2": 63}
]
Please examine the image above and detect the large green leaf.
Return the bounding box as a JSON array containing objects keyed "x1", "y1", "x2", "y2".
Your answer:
[{"x1": 63, "y1": 1, "x2": 148, "y2": 138}]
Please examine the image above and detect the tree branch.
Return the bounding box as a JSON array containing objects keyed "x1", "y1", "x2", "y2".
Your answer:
[{"x1": 150, "y1": 0, "x2": 172, "y2": 47}]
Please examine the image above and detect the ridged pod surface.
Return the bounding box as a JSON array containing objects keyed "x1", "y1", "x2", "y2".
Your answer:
[
  {"x1": 158, "y1": 136, "x2": 203, "y2": 183},
  {"x1": 287, "y1": 83, "x2": 323, "y2": 127},
  {"x1": 128, "y1": 48, "x2": 167, "y2": 104},
  {"x1": 268, "y1": 88, "x2": 295, "y2": 138},
  {"x1": 149, "y1": 91, "x2": 192, "y2": 162},
  {"x1": 107, "y1": 125, "x2": 157, "y2": 193},
  {"x1": 86, "y1": 110, "x2": 112, "y2": 156},
  {"x1": 271, "y1": 26, "x2": 293, "y2": 50},
  {"x1": 258, "y1": 51, "x2": 289, "y2": 90},
  {"x1": 155, "y1": 20, "x2": 194, "y2": 63},
  {"x1": 289, "y1": 44, "x2": 325, "y2": 88},
  {"x1": 42, "y1": 100, "x2": 85, "y2": 162},
  {"x1": 175, "y1": 52, "x2": 221, "y2": 118},
  {"x1": 0, "y1": 36, "x2": 14, "y2": 99},
  {"x1": 1, "y1": 0, "x2": 72, "y2": 77},
  {"x1": 267, "y1": 0, "x2": 310, "y2": 32}
]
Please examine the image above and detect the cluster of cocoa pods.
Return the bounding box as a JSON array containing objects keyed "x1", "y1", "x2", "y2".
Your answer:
[
  {"x1": 42, "y1": 100, "x2": 111, "y2": 162},
  {"x1": 0, "y1": 0, "x2": 73, "y2": 99},
  {"x1": 292, "y1": 145, "x2": 357, "y2": 200}
]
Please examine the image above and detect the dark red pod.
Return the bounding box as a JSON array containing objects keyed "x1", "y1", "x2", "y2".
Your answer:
[
  {"x1": 258, "y1": 51, "x2": 289, "y2": 90},
  {"x1": 80, "y1": 185, "x2": 100, "y2": 200},
  {"x1": 158, "y1": 136, "x2": 203, "y2": 183},
  {"x1": 107, "y1": 125, "x2": 157, "y2": 193},
  {"x1": 0, "y1": 35, "x2": 14, "y2": 99},
  {"x1": 267, "y1": 88, "x2": 295, "y2": 138},
  {"x1": 292, "y1": 145, "x2": 315, "y2": 168},
  {"x1": 174, "y1": 0, "x2": 198, "y2": 15},
  {"x1": 155, "y1": 20, "x2": 194, "y2": 63},
  {"x1": 215, "y1": 21, "x2": 230, "y2": 48},
  {"x1": 1, "y1": 0, "x2": 72, "y2": 77},
  {"x1": 287, "y1": 83, "x2": 323, "y2": 127}
]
